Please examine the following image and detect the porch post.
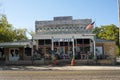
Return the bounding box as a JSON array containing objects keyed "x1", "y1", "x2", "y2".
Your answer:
[
  {"x1": 51, "y1": 36, "x2": 56, "y2": 65},
  {"x1": 90, "y1": 39, "x2": 92, "y2": 53},
  {"x1": 51, "y1": 36, "x2": 54, "y2": 56},
  {"x1": 31, "y1": 38, "x2": 34, "y2": 63},
  {"x1": 36, "y1": 40, "x2": 38, "y2": 50},
  {"x1": 93, "y1": 40, "x2": 96, "y2": 60},
  {"x1": 71, "y1": 36, "x2": 75, "y2": 66},
  {"x1": 68, "y1": 40, "x2": 70, "y2": 59},
  {"x1": 72, "y1": 36, "x2": 75, "y2": 59},
  {"x1": 76, "y1": 39, "x2": 77, "y2": 54}
]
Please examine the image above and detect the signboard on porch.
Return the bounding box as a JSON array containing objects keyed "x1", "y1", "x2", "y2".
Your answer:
[{"x1": 53, "y1": 38, "x2": 73, "y2": 42}]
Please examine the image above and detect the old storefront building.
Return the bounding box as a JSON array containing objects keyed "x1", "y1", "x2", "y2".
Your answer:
[
  {"x1": 33, "y1": 16, "x2": 116, "y2": 65},
  {"x1": 0, "y1": 16, "x2": 116, "y2": 65}
]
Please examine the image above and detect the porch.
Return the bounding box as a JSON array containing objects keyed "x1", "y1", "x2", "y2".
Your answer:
[{"x1": 0, "y1": 53, "x2": 114, "y2": 65}]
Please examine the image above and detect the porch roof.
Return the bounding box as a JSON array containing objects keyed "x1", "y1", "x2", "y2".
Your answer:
[
  {"x1": 0, "y1": 40, "x2": 31, "y2": 48},
  {"x1": 95, "y1": 39, "x2": 114, "y2": 43},
  {"x1": 33, "y1": 34, "x2": 95, "y2": 40}
]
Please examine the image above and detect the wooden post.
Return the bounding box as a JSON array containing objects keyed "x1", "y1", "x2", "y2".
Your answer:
[
  {"x1": 93, "y1": 39, "x2": 96, "y2": 60},
  {"x1": 71, "y1": 36, "x2": 75, "y2": 66},
  {"x1": 51, "y1": 37, "x2": 56, "y2": 65}
]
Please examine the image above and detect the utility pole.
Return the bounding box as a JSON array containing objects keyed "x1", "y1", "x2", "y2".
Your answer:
[{"x1": 118, "y1": 0, "x2": 120, "y2": 45}]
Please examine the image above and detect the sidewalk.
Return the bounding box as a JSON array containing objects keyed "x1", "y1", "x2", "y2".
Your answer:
[{"x1": 0, "y1": 65, "x2": 120, "y2": 70}]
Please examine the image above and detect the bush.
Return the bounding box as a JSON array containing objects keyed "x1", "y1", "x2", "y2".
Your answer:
[{"x1": 116, "y1": 45, "x2": 120, "y2": 57}]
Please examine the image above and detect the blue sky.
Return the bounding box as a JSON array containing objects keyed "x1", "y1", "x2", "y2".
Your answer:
[{"x1": 1, "y1": 0, "x2": 118, "y2": 32}]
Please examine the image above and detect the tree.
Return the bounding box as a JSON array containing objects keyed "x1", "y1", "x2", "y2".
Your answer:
[
  {"x1": 92, "y1": 24, "x2": 119, "y2": 56},
  {"x1": 0, "y1": 15, "x2": 27, "y2": 42},
  {"x1": 93, "y1": 24, "x2": 119, "y2": 44},
  {"x1": 13, "y1": 28, "x2": 27, "y2": 41}
]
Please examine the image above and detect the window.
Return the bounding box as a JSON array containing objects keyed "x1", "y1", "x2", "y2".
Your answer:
[
  {"x1": 47, "y1": 28, "x2": 49, "y2": 30},
  {"x1": 84, "y1": 39, "x2": 90, "y2": 44},
  {"x1": 77, "y1": 39, "x2": 83, "y2": 44},
  {"x1": 45, "y1": 39, "x2": 51, "y2": 45},
  {"x1": 38, "y1": 29, "x2": 42, "y2": 32},
  {"x1": 60, "y1": 42, "x2": 64, "y2": 46},
  {"x1": 62, "y1": 27, "x2": 64, "y2": 29},
  {"x1": 25, "y1": 47, "x2": 32, "y2": 56},
  {"x1": 39, "y1": 40, "x2": 44, "y2": 45},
  {"x1": 44, "y1": 28, "x2": 46, "y2": 30},
  {"x1": 96, "y1": 46, "x2": 103, "y2": 56},
  {"x1": 0, "y1": 48, "x2": 4, "y2": 59},
  {"x1": 58, "y1": 27, "x2": 61, "y2": 29},
  {"x1": 9, "y1": 48, "x2": 20, "y2": 61},
  {"x1": 84, "y1": 27, "x2": 86, "y2": 30},
  {"x1": 81, "y1": 27, "x2": 83, "y2": 30},
  {"x1": 69, "y1": 42, "x2": 72, "y2": 46},
  {"x1": 64, "y1": 42, "x2": 68, "y2": 46},
  {"x1": 54, "y1": 42, "x2": 59, "y2": 46}
]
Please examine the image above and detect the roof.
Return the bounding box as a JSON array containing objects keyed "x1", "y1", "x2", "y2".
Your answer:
[
  {"x1": 0, "y1": 40, "x2": 31, "y2": 48},
  {"x1": 95, "y1": 39, "x2": 115, "y2": 43}
]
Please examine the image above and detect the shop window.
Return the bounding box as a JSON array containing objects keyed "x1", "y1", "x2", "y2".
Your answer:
[
  {"x1": 77, "y1": 39, "x2": 90, "y2": 44},
  {"x1": 39, "y1": 39, "x2": 44, "y2": 45},
  {"x1": 60, "y1": 42, "x2": 64, "y2": 46},
  {"x1": 64, "y1": 42, "x2": 68, "y2": 46},
  {"x1": 84, "y1": 39, "x2": 90, "y2": 44},
  {"x1": 54, "y1": 42, "x2": 59, "y2": 46},
  {"x1": 45, "y1": 39, "x2": 51, "y2": 45},
  {"x1": 69, "y1": 42, "x2": 72, "y2": 46},
  {"x1": 77, "y1": 39, "x2": 82, "y2": 44},
  {"x1": 24, "y1": 47, "x2": 32, "y2": 56}
]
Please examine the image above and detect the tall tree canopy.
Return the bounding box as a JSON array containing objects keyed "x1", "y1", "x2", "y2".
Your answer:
[{"x1": 0, "y1": 15, "x2": 27, "y2": 42}]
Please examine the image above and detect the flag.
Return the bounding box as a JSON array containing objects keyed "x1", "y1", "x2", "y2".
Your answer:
[{"x1": 85, "y1": 21, "x2": 95, "y2": 30}]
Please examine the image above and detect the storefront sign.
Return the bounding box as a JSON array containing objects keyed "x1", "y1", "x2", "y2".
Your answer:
[{"x1": 53, "y1": 38, "x2": 73, "y2": 42}]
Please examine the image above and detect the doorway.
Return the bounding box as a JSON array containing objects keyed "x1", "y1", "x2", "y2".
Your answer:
[
  {"x1": 0, "y1": 48, "x2": 5, "y2": 61},
  {"x1": 75, "y1": 39, "x2": 91, "y2": 60},
  {"x1": 54, "y1": 42, "x2": 72, "y2": 60}
]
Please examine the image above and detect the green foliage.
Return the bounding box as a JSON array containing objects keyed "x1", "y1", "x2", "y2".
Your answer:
[
  {"x1": 116, "y1": 45, "x2": 120, "y2": 57},
  {"x1": 0, "y1": 15, "x2": 12, "y2": 29},
  {"x1": 0, "y1": 15, "x2": 27, "y2": 42},
  {"x1": 92, "y1": 24, "x2": 119, "y2": 56},
  {"x1": 13, "y1": 29, "x2": 27, "y2": 41},
  {"x1": 93, "y1": 24, "x2": 119, "y2": 44}
]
